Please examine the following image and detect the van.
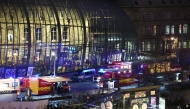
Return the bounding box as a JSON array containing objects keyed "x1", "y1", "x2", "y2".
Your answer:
[{"x1": 71, "y1": 68, "x2": 96, "y2": 82}]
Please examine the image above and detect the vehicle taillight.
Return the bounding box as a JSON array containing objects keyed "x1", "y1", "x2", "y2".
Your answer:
[{"x1": 87, "y1": 96, "x2": 90, "y2": 99}]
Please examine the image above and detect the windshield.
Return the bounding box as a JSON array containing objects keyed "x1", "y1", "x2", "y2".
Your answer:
[{"x1": 96, "y1": 72, "x2": 104, "y2": 76}]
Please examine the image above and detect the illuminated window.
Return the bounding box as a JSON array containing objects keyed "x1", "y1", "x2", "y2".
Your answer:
[
  {"x1": 8, "y1": 29, "x2": 13, "y2": 42},
  {"x1": 61, "y1": 11, "x2": 64, "y2": 18},
  {"x1": 24, "y1": 28, "x2": 28, "y2": 41},
  {"x1": 179, "y1": 42, "x2": 181, "y2": 48},
  {"x1": 33, "y1": 10, "x2": 37, "y2": 18},
  {"x1": 21, "y1": 10, "x2": 25, "y2": 18},
  {"x1": 152, "y1": 41, "x2": 155, "y2": 50},
  {"x1": 51, "y1": 27, "x2": 56, "y2": 40},
  {"x1": 165, "y1": 25, "x2": 170, "y2": 35},
  {"x1": 28, "y1": 11, "x2": 31, "y2": 18},
  {"x1": 10, "y1": 11, "x2": 14, "y2": 19},
  {"x1": 148, "y1": 13, "x2": 151, "y2": 20},
  {"x1": 63, "y1": 27, "x2": 68, "y2": 39},
  {"x1": 179, "y1": 24, "x2": 182, "y2": 34},
  {"x1": 171, "y1": 25, "x2": 174, "y2": 34},
  {"x1": 36, "y1": 28, "x2": 42, "y2": 41},
  {"x1": 183, "y1": 24, "x2": 188, "y2": 34},
  {"x1": 183, "y1": 42, "x2": 187, "y2": 48},
  {"x1": 172, "y1": 12, "x2": 175, "y2": 19},
  {"x1": 49, "y1": 11, "x2": 53, "y2": 18},
  {"x1": 147, "y1": 41, "x2": 151, "y2": 51},
  {"x1": 67, "y1": 12, "x2": 71, "y2": 18},
  {"x1": 153, "y1": 26, "x2": 156, "y2": 36},
  {"x1": 142, "y1": 13, "x2": 146, "y2": 20},
  {"x1": 162, "y1": 12, "x2": 165, "y2": 20},
  {"x1": 142, "y1": 42, "x2": 145, "y2": 51},
  {"x1": 39, "y1": 11, "x2": 43, "y2": 18}
]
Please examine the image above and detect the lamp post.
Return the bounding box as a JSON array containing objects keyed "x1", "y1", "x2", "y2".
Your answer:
[
  {"x1": 13, "y1": 49, "x2": 19, "y2": 89},
  {"x1": 51, "y1": 51, "x2": 56, "y2": 76},
  {"x1": 170, "y1": 37, "x2": 174, "y2": 59}
]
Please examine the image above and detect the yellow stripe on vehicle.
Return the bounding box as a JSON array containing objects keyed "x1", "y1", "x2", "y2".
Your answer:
[
  {"x1": 119, "y1": 78, "x2": 134, "y2": 83},
  {"x1": 39, "y1": 87, "x2": 50, "y2": 91}
]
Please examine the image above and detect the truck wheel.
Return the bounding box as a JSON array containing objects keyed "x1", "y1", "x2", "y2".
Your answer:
[
  {"x1": 78, "y1": 79, "x2": 82, "y2": 82},
  {"x1": 66, "y1": 89, "x2": 70, "y2": 93},
  {"x1": 91, "y1": 77, "x2": 94, "y2": 81},
  {"x1": 71, "y1": 78, "x2": 75, "y2": 82}
]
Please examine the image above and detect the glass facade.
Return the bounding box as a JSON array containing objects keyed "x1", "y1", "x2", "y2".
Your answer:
[{"x1": 0, "y1": 0, "x2": 137, "y2": 73}]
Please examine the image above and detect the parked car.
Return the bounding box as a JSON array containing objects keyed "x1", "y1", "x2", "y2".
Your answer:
[{"x1": 71, "y1": 68, "x2": 96, "y2": 82}]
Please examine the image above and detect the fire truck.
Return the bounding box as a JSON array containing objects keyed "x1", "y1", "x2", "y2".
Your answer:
[
  {"x1": 137, "y1": 62, "x2": 182, "y2": 84},
  {"x1": 98, "y1": 61, "x2": 135, "y2": 87},
  {"x1": 19, "y1": 76, "x2": 71, "y2": 95}
]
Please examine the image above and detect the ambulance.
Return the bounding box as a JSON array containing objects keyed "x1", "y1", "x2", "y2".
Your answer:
[{"x1": 0, "y1": 78, "x2": 20, "y2": 94}]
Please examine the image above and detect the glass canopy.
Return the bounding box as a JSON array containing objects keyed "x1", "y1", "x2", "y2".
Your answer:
[{"x1": 0, "y1": 0, "x2": 137, "y2": 74}]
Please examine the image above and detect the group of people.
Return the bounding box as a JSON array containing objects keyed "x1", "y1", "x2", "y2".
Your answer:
[{"x1": 50, "y1": 82, "x2": 68, "y2": 95}]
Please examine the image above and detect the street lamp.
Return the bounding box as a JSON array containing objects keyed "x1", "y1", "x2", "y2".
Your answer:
[
  {"x1": 171, "y1": 37, "x2": 174, "y2": 40},
  {"x1": 13, "y1": 49, "x2": 19, "y2": 89},
  {"x1": 51, "y1": 51, "x2": 56, "y2": 76},
  {"x1": 170, "y1": 37, "x2": 174, "y2": 59}
]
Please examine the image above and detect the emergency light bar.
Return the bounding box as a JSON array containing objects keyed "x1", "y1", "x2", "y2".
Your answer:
[{"x1": 103, "y1": 68, "x2": 131, "y2": 73}]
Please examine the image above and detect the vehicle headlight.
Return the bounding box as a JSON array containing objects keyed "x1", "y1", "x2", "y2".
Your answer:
[{"x1": 97, "y1": 77, "x2": 101, "y2": 79}]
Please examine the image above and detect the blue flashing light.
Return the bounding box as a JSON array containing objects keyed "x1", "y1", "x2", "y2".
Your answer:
[
  {"x1": 83, "y1": 69, "x2": 95, "y2": 73},
  {"x1": 98, "y1": 69, "x2": 104, "y2": 72},
  {"x1": 9, "y1": 77, "x2": 13, "y2": 79},
  {"x1": 115, "y1": 67, "x2": 119, "y2": 69},
  {"x1": 35, "y1": 75, "x2": 39, "y2": 77}
]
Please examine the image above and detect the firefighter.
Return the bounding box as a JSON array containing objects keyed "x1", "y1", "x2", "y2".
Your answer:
[
  {"x1": 50, "y1": 84, "x2": 55, "y2": 95},
  {"x1": 62, "y1": 82, "x2": 70, "y2": 93},
  {"x1": 57, "y1": 84, "x2": 62, "y2": 94}
]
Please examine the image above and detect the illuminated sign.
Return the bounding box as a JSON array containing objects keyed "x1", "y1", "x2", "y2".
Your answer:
[
  {"x1": 135, "y1": 91, "x2": 146, "y2": 98},
  {"x1": 125, "y1": 93, "x2": 130, "y2": 98},
  {"x1": 151, "y1": 97, "x2": 156, "y2": 105},
  {"x1": 159, "y1": 97, "x2": 165, "y2": 109},
  {"x1": 148, "y1": 62, "x2": 171, "y2": 74},
  {"x1": 150, "y1": 91, "x2": 155, "y2": 95},
  {"x1": 170, "y1": 68, "x2": 181, "y2": 72}
]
